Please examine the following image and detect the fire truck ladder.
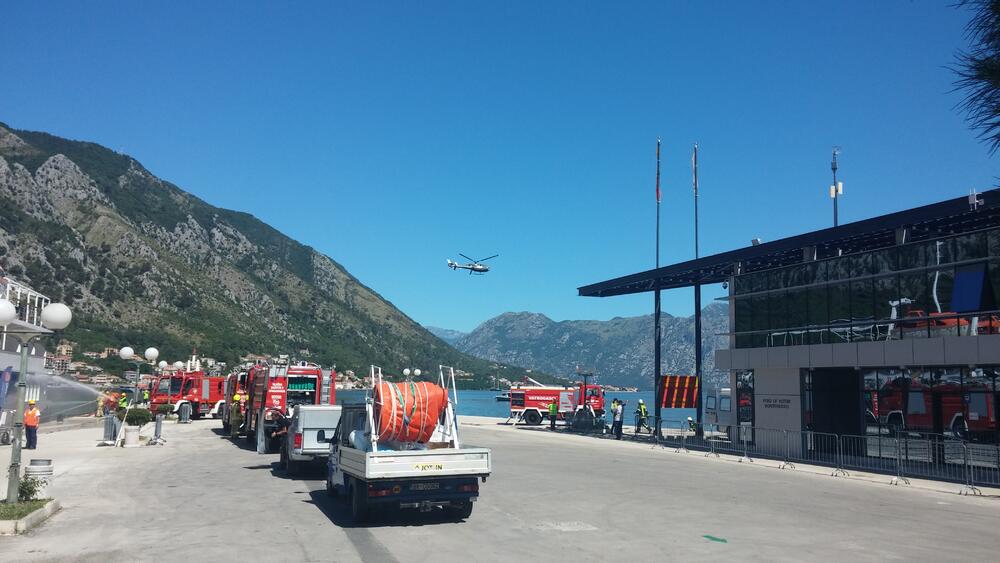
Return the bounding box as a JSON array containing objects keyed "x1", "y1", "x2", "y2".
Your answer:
[{"x1": 320, "y1": 366, "x2": 334, "y2": 404}]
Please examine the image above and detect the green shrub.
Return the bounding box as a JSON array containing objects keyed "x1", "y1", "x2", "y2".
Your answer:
[
  {"x1": 18, "y1": 476, "x2": 42, "y2": 502},
  {"x1": 156, "y1": 404, "x2": 173, "y2": 416},
  {"x1": 116, "y1": 408, "x2": 153, "y2": 427}
]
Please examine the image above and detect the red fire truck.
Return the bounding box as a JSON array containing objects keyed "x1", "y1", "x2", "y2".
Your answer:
[
  {"x1": 149, "y1": 359, "x2": 227, "y2": 419},
  {"x1": 239, "y1": 356, "x2": 337, "y2": 453},
  {"x1": 873, "y1": 374, "x2": 998, "y2": 439},
  {"x1": 508, "y1": 377, "x2": 604, "y2": 425}
]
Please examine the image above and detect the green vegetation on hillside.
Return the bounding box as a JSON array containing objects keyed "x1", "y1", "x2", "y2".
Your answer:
[{"x1": 0, "y1": 122, "x2": 557, "y2": 388}]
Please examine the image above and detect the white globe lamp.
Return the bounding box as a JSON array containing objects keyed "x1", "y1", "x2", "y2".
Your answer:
[
  {"x1": 414, "y1": 369, "x2": 421, "y2": 377},
  {"x1": 173, "y1": 361, "x2": 184, "y2": 370},
  {"x1": 144, "y1": 347, "x2": 159, "y2": 362},
  {"x1": 403, "y1": 368, "x2": 411, "y2": 377},
  {"x1": 0, "y1": 299, "x2": 16, "y2": 325},
  {"x1": 40, "y1": 302, "x2": 72, "y2": 330},
  {"x1": 119, "y1": 346, "x2": 135, "y2": 361},
  {"x1": 158, "y1": 360, "x2": 168, "y2": 369}
]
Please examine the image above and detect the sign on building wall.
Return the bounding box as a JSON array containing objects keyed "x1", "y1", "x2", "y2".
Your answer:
[{"x1": 660, "y1": 375, "x2": 699, "y2": 408}]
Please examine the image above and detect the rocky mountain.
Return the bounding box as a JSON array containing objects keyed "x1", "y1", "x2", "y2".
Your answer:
[
  {"x1": 0, "y1": 122, "x2": 543, "y2": 387},
  {"x1": 451, "y1": 303, "x2": 730, "y2": 390},
  {"x1": 424, "y1": 327, "x2": 467, "y2": 345}
]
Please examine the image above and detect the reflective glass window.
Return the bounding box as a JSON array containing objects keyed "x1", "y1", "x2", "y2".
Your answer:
[
  {"x1": 750, "y1": 295, "x2": 768, "y2": 348},
  {"x1": 898, "y1": 273, "x2": 929, "y2": 338},
  {"x1": 786, "y1": 289, "x2": 808, "y2": 344},
  {"x1": 827, "y1": 256, "x2": 851, "y2": 281},
  {"x1": 850, "y1": 253, "x2": 872, "y2": 279},
  {"x1": 735, "y1": 297, "x2": 752, "y2": 348},
  {"x1": 851, "y1": 279, "x2": 875, "y2": 340},
  {"x1": 872, "y1": 249, "x2": 896, "y2": 275},
  {"x1": 828, "y1": 283, "x2": 852, "y2": 342},
  {"x1": 769, "y1": 291, "x2": 788, "y2": 346},
  {"x1": 896, "y1": 244, "x2": 925, "y2": 271},
  {"x1": 806, "y1": 285, "x2": 829, "y2": 344},
  {"x1": 989, "y1": 228, "x2": 1000, "y2": 257},
  {"x1": 955, "y1": 232, "x2": 988, "y2": 262}
]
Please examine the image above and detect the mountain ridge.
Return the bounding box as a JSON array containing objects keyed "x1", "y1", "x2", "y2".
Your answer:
[
  {"x1": 0, "y1": 121, "x2": 548, "y2": 387},
  {"x1": 444, "y1": 303, "x2": 729, "y2": 390}
]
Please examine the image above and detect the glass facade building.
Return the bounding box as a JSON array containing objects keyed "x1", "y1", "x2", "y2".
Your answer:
[
  {"x1": 728, "y1": 227, "x2": 1000, "y2": 443},
  {"x1": 731, "y1": 228, "x2": 1000, "y2": 349}
]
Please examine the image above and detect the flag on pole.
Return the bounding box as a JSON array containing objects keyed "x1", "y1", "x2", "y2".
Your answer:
[
  {"x1": 655, "y1": 138, "x2": 661, "y2": 203},
  {"x1": 692, "y1": 144, "x2": 698, "y2": 195}
]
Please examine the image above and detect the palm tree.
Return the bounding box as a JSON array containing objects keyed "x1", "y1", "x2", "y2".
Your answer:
[{"x1": 955, "y1": 1, "x2": 1000, "y2": 153}]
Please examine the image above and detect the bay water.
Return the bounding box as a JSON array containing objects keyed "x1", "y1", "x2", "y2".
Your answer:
[{"x1": 335, "y1": 389, "x2": 695, "y2": 430}]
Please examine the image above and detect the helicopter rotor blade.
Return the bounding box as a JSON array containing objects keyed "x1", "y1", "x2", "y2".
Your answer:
[
  {"x1": 459, "y1": 253, "x2": 475, "y2": 263},
  {"x1": 478, "y1": 254, "x2": 499, "y2": 262}
]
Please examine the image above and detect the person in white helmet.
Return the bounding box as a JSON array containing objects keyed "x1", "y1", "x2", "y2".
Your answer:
[
  {"x1": 634, "y1": 399, "x2": 650, "y2": 434},
  {"x1": 687, "y1": 416, "x2": 697, "y2": 433}
]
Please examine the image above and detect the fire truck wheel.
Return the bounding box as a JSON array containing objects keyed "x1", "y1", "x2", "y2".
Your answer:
[
  {"x1": 523, "y1": 410, "x2": 542, "y2": 426},
  {"x1": 447, "y1": 501, "x2": 473, "y2": 520},
  {"x1": 350, "y1": 478, "x2": 369, "y2": 524}
]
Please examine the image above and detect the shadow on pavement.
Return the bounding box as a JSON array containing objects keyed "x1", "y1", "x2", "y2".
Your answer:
[
  {"x1": 210, "y1": 426, "x2": 260, "y2": 451},
  {"x1": 305, "y1": 490, "x2": 469, "y2": 529}
]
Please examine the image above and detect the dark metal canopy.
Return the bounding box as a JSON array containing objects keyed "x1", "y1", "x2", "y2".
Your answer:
[{"x1": 579, "y1": 188, "x2": 1000, "y2": 297}]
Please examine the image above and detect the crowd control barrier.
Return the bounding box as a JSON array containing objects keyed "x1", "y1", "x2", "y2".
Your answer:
[{"x1": 646, "y1": 419, "x2": 1000, "y2": 490}]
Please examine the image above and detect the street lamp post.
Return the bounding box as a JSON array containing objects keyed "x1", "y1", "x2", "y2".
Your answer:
[
  {"x1": 119, "y1": 346, "x2": 159, "y2": 408},
  {"x1": 2, "y1": 300, "x2": 72, "y2": 503}
]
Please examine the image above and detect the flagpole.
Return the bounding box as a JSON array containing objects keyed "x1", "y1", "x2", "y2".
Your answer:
[
  {"x1": 693, "y1": 143, "x2": 703, "y2": 434},
  {"x1": 654, "y1": 138, "x2": 663, "y2": 438}
]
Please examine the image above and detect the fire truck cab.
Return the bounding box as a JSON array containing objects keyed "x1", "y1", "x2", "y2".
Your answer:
[{"x1": 149, "y1": 356, "x2": 226, "y2": 419}]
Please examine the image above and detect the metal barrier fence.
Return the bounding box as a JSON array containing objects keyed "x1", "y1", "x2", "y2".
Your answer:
[{"x1": 648, "y1": 419, "x2": 1000, "y2": 490}]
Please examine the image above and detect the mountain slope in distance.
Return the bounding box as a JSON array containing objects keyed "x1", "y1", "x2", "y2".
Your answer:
[{"x1": 0, "y1": 121, "x2": 546, "y2": 387}]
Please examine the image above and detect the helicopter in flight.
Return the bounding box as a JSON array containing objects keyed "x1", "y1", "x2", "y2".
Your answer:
[{"x1": 447, "y1": 253, "x2": 498, "y2": 275}]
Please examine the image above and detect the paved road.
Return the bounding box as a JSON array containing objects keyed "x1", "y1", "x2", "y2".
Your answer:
[{"x1": 1, "y1": 418, "x2": 998, "y2": 562}]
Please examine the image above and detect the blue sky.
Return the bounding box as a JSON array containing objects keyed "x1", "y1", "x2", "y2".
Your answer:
[{"x1": 1, "y1": 2, "x2": 996, "y2": 331}]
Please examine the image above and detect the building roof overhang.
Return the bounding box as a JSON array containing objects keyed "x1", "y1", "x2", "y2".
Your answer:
[{"x1": 579, "y1": 188, "x2": 1000, "y2": 297}]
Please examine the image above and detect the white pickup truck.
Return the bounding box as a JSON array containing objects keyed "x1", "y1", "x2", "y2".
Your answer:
[
  {"x1": 279, "y1": 404, "x2": 342, "y2": 475},
  {"x1": 325, "y1": 366, "x2": 492, "y2": 523}
]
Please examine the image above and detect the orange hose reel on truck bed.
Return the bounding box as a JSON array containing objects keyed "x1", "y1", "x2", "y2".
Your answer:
[{"x1": 374, "y1": 381, "x2": 448, "y2": 443}]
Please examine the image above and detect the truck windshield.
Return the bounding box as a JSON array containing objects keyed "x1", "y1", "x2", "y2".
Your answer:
[{"x1": 159, "y1": 377, "x2": 182, "y2": 395}]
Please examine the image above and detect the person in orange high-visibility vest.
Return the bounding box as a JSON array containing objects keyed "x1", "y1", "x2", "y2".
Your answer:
[{"x1": 24, "y1": 400, "x2": 41, "y2": 450}]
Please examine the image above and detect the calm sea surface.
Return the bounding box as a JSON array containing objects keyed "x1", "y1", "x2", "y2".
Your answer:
[{"x1": 336, "y1": 389, "x2": 695, "y2": 428}]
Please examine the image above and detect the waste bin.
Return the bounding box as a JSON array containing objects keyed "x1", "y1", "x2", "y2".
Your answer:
[
  {"x1": 24, "y1": 459, "x2": 54, "y2": 498},
  {"x1": 123, "y1": 426, "x2": 140, "y2": 448},
  {"x1": 178, "y1": 403, "x2": 191, "y2": 424}
]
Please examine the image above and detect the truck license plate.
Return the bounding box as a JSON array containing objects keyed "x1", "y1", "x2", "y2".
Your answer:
[
  {"x1": 413, "y1": 463, "x2": 444, "y2": 471},
  {"x1": 410, "y1": 482, "x2": 440, "y2": 490}
]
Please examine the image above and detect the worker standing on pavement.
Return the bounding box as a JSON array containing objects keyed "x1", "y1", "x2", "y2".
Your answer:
[
  {"x1": 634, "y1": 399, "x2": 650, "y2": 434},
  {"x1": 118, "y1": 392, "x2": 128, "y2": 410},
  {"x1": 229, "y1": 391, "x2": 244, "y2": 438},
  {"x1": 24, "y1": 399, "x2": 40, "y2": 450},
  {"x1": 142, "y1": 389, "x2": 150, "y2": 406},
  {"x1": 687, "y1": 416, "x2": 697, "y2": 433},
  {"x1": 612, "y1": 400, "x2": 624, "y2": 440},
  {"x1": 548, "y1": 400, "x2": 558, "y2": 430}
]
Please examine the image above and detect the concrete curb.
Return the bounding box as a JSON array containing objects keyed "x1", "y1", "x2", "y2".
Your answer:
[{"x1": 0, "y1": 499, "x2": 61, "y2": 535}]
